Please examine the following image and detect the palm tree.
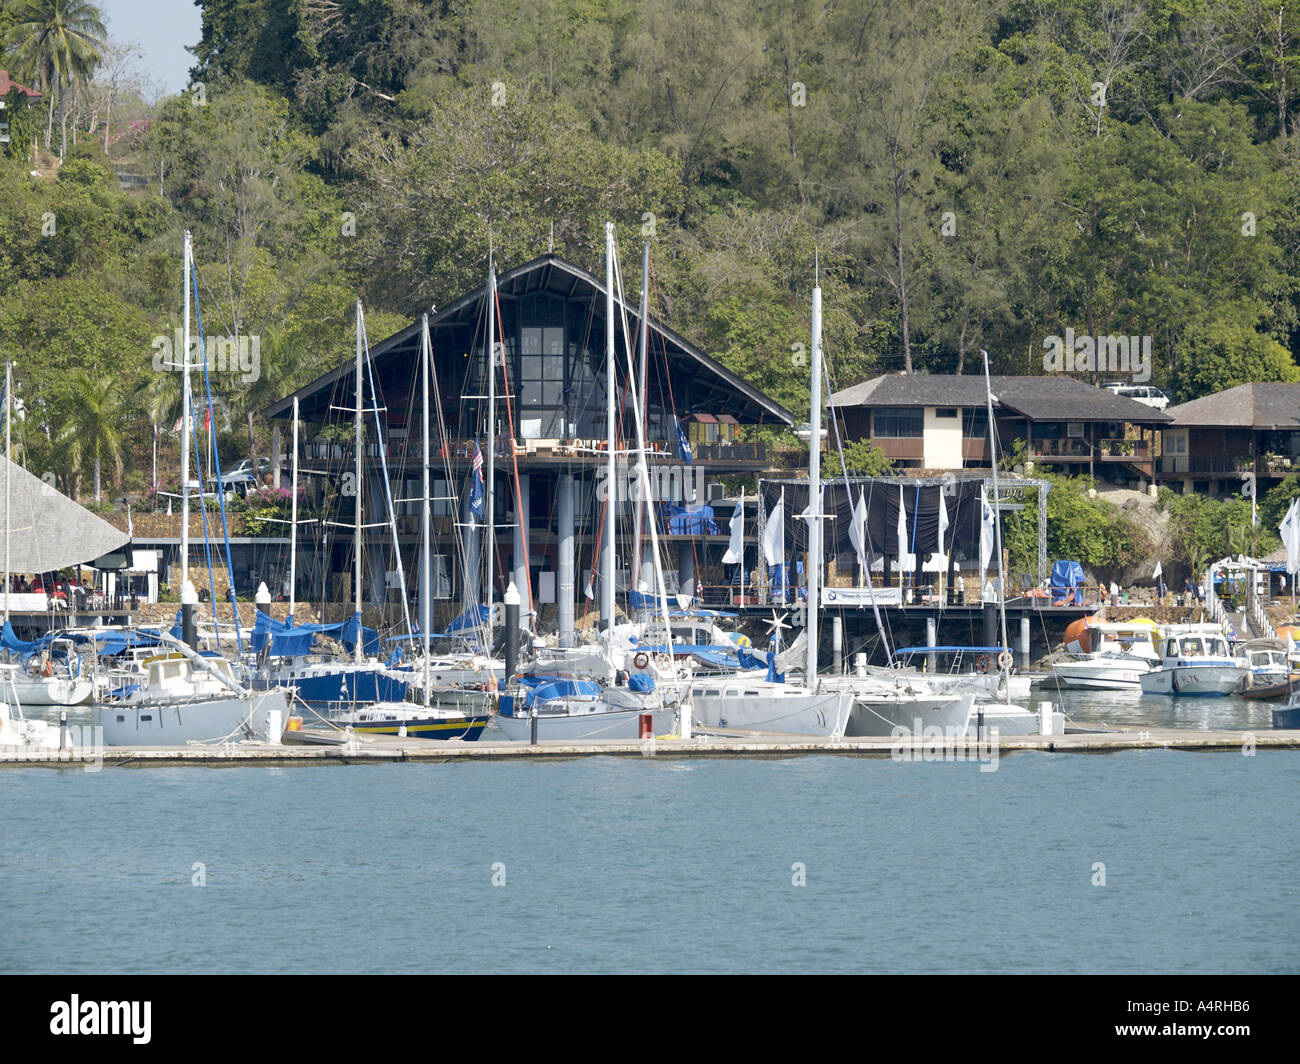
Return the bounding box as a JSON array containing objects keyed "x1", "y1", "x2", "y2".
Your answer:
[
  {"x1": 4, "y1": 0, "x2": 106, "y2": 158},
  {"x1": 58, "y1": 368, "x2": 124, "y2": 501}
]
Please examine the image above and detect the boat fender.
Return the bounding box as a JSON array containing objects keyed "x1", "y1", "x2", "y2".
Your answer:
[
  {"x1": 41, "y1": 658, "x2": 53, "y2": 678},
  {"x1": 633, "y1": 652, "x2": 650, "y2": 670},
  {"x1": 974, "y1": 655, "x2": 992, "y2": 675}
]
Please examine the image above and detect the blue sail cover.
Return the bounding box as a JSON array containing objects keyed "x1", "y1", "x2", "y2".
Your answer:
[
  {"x1": 431, "y1": 604, "x2": 490, "y2": 638},
  {"x1": 1050, "y1": 560, "x2": 1086, "y2": 605},
  {"x1": 1, "y1": 620, "x2": 46, "y2": 655},
  {"x1": 252, "y1": 612, "x2": 378, "y2": 657}
]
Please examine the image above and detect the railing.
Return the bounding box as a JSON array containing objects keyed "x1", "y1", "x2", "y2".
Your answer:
[{"x1": 1155, "y1": 455, "x2": 1292, "y2": 475}]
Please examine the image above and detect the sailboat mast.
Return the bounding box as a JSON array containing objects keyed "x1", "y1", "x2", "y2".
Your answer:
[
  {"x1": 807, "y1": 268, "x2": 823, "y2": 689},
  {"x1": 981, "y1": 349, "x2": 1011, "y2": 698},
  {"x1": 354, "y1": 300, "x2": 364, "y2": 664},
  {"x1": 485, "y1": 263, "x2": 496, "y2": 648},
  {"x1": 421, "y1": 314, "x2": 432, "y2": 709},
  {"x1": 632, "y1": 241, "x2": 649, "y2": 591},
  {"x1": 289, "y1": 396, "x2": 299, "y2": 625},
  {"x1": 181, "y1": 231, "x2": 192, "y2": 589},
  {"x1": 3, "y1": 361, "x2": 10, "y2": 624},
  {"x1": 602, "y1": 222, "x2": 616, "y2": 633}
]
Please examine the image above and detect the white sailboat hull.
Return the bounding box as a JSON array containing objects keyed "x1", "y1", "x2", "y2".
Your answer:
[
  {"x1": 844, "y1": 691, "x2": 975, "y2": 738},
  {"x1": 2, "y1": 674, "x2": 94, "y2": 706},
  {"x1": 495, "y1": 704, "x2": 675, "y2": 742},
  {"x1": 97, "y1": 689, "x2": 291, "y2": 746},
  {"x1": 688, "y1": 682, "x2": 853, "y2": 737}
]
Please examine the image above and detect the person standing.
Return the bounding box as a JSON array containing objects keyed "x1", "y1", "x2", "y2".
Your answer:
[{"x1": 1110, "y1": 580, "x2": 1120, "y2": 606}]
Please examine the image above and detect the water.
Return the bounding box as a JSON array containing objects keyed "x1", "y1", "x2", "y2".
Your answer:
[
  {"x1": 3, "y1": 748, "x2": 1296, "y2": 973},
  {"x1": 1049, "y1": 686, "x2": 1280, "y2": 734}
]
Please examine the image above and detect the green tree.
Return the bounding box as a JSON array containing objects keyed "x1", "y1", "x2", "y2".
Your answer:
[
  {"x1": 57, "y1": 367, "x2": 124, "y2": 499},
  {"x1": 3, "y1": 0, "x2": 106, "y2": 157}
]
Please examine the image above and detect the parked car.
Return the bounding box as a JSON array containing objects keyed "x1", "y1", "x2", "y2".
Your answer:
[
  {"x1": 1104, "y1": 383, "x2": 1170, "y2": 410},
  {"x1": 207, "y1": 457, "x2": 272, "y2": 495}
]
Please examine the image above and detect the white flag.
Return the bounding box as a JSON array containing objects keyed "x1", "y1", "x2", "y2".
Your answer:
[
  {"x1": 762, "y1": 494, "x2": 785, "y2": 566},
  {"x1": 1281, "y1": 498, "x2": 1300, "y2": 574},
  {"x1": 979, "y1": 486, "x2": 996, "y2": 573},
  {"x1": 1152, "y1": 560, "x2": 1162, "y2": 580},
  {"x1": 937, "y1": 487, "x2": 949, "y2": 558},
  {"x1": 848, "y1": 488, "x2": 870, "y2": 574},
  {"x1": 896, "y1": 484, "x2": 908, "y2": 564},
  {"x1": 722, "y1": 499, "x2": 744, "y2": 564}
]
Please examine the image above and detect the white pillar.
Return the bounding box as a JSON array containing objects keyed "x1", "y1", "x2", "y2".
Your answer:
[
  {"x1": 557, "y1": 474, "x2": 575, "y2": 646},
  {"x1": 512, "y1": 473, "x2": 530, "y2": 623}
]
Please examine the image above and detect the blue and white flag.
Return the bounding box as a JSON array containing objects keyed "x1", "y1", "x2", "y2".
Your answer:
[
  {"x1": 468, "y1": 439, "x2": 484, "y2": 523},
  {"x1": 675, "y1": 417, "x2": 693, "y2": 464}
]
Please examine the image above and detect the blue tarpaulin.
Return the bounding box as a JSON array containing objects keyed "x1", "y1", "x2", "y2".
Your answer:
[
  {"x1": 1050, "y1": 560, "x2": 1086, "y2": 605},
  {"x1": 1, "y1": 621, "x2": 46, "y2": 655},
  {"x1": 666, "y1": 504, "x2": 717, "y2": 535}
]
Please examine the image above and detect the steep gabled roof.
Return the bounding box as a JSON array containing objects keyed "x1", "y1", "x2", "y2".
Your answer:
[
  {"x1": 265, "y1": 253, "x2": 793, "y2": 425},
  {"x1": 831, "y1": 373, "x2": 1171, "y2": 423},
  {"x1": 0, "y1": 456, "x2": 130, "y2": 572},
  {"x1": 1164, "y1": 382, "x2": 1300, "y2": 429}
]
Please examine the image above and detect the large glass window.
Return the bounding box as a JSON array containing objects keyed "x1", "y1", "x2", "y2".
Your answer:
[{"x1": 874, "y1": 408, "x2": 923, "y2": 437}]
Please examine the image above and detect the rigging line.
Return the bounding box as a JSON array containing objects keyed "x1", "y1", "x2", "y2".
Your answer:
[
  {"x1": 493, "y1": 281, "x2": 535, "y2": 619},
  {"x1": 822, "y1": 343, "x2": 894, "y2": 666},
  {"x1": 359, "y1": 310, "x2": 414, "y2": 642},
  {"x1": 189, "y1": 260, "x2": 243, "y2": 654}
]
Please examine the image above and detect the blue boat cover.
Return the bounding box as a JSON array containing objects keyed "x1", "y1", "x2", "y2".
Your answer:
[
  {"x1": 1, "y1": 620, "x2": 46, "y2": 654},
  {"x1": 526, "y1": 677, "x2": 602, "y2": 708},
  {"x1": 628, "y1": 672, "x2": 654, "y2": 692},
  {"x1": 1050, "y1": 560, "x2": 1085, "y2": 605},
  {"x1": 667, "y1": 504, "x2": 717, "y2": 535}
]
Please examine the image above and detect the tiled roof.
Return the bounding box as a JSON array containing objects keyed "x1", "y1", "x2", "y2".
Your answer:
[
  {"x1": 1164, "y1": 382, "x2": 1300, "y2": 429},
  {"x1": 831, "y1": 372, "x2": 1171, "y2": 423},
  {"x1": 0, "y1": 70, "x2": 42, "y2": 99}
]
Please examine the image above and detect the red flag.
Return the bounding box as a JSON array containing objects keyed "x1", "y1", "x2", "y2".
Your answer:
[{"x1": 203, "y1": 406, "x2": 211, "y2": 432}]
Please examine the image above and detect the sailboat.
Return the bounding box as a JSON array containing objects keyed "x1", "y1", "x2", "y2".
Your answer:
[
  {"x1": 687, "y1": 263, "x2": 852, "y2": 737},
  {"x1": 965, "y1": 350, "x2": 1060, "y2": 736},
  {"x1": 497, "y1": 226, "x2": 682, "y2": 740},
  {"x1": 259, "y1": 302, "x2": 412, "y2": 712},
  {"x1": 0, "y1": 363, "x2": 95, "y2": 708},
  {"x1": 331, "y1": 312, "x2": 493, "y2": 739},
  {"x1": 96, "y1": 231, "x2": 291, "y2": 745}
]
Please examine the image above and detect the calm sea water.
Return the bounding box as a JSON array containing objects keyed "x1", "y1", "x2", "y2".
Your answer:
[{"x1": 3, "y1": 690, "x2": 1297, "y2": 973}]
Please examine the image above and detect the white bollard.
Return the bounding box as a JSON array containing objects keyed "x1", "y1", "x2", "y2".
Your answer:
[
  {"x1": 678, "y1": 701, "x2": 693, "y2": 740},
  {"x1": 1037, "y1": 700, "x2": 1055, "y2": 736},
  {"x1": 266, "y1": 708, "x2": 282, "y2": 746},
  {"x1": 398, "y1": 721, "x2": 407, "y2": 738}
]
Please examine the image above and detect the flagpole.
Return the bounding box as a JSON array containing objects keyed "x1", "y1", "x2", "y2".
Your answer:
[
  {"x1": 981, "y1": 349, "x2": 1011, "y2": 700},
  {"x1": 740, "y1": 488, "x2": 746, "y2": 605}
]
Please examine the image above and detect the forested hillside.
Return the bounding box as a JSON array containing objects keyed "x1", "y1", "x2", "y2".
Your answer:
[{"x1": 4, "y1": 0, "x2": 1300, "y2": 500}]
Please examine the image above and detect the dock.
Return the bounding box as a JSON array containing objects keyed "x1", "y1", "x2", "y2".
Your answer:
[{"x1": 4, "y1": 726, "x2": 1299, "y2": 768}]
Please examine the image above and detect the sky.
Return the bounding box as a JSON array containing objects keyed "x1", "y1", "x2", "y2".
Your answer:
[{"x1": 99, "y1": 0, "x2": 202, "y2": 96}]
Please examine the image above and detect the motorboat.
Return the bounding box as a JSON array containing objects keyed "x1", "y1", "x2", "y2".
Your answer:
[
  {"x1": 1050, "y1": 621, "x2": 1161, "y2": 690},
  {"x1": 1139, "y1": 625, "x2": 1246, "y2": 696}
]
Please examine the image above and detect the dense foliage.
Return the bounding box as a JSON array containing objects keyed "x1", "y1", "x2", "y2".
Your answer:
[{"x1": 5, "y1": 0, "x2": 1300, "y2": 501}]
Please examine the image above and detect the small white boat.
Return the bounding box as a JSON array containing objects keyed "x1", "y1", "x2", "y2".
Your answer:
[
  {"x1": 1139, "y1": 627, "x2": 1245, "y2": 696},
  {"x1": 0, "y1": 673, "x2": 58, "y2": 752},
  {"x1": 1051, "y1": 621, "x2": 1160, "y2": 690}
]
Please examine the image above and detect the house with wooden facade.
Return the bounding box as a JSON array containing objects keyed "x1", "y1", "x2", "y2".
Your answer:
[
  {"x1": 830, "y1": 373, "x2": 1170, "y2": 482},
  {"x1": 1157, "y1": 382, "x2": 1300, "y2": 496}
]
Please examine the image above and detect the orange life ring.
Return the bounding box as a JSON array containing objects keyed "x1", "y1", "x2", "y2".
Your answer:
[
  {"x1": 974, "y1": 655, "x2": 991, "y2": 675},
  {"x1": 632, "y1": 652, "x2": 650, "y2": 670}
]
